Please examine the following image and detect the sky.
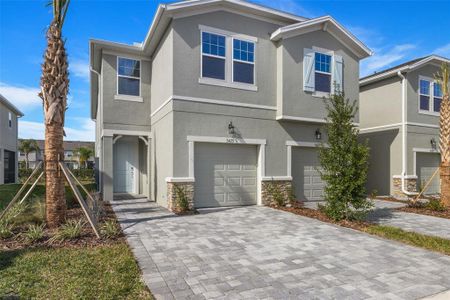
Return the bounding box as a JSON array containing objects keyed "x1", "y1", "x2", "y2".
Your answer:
[{"x1": 0, "y1": 0, "x2": 449, "y2": 141}]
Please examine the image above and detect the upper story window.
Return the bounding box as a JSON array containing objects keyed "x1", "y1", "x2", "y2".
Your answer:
[
  {"x1": 8, "y1": 112, "x2": 12, "y2": 128},
  {"x1": 314, "y1": 52, "x2": 332, "y2": 93},
  {"x1": 202, "y1": 32, "x2": 226, "y2": 80},
  {"x1": 233, "y1": 39, "x2": 255, "y2": 84},
  {"x1": 419, "y1": 77, "x2": 441, "y2": 114},
  {"x1": 117, "y1": 57, "x2": 140, "y2": 97},
  {"x1": 304, "y1": 48, "x2": 343, "y2": 96},
  {"x1": 200, "y1": 25, "x2": 257, "y2": 91}
]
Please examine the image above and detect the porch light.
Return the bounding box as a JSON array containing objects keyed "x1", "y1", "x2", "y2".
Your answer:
[
  {"x1": 315, "y1": 128, "x2": 322, "y2": 140},
  {"x1": 431, "y1": 138, "x2": 437, "y2": 150},
  {"x1": 228, "y1": 121, "x2": 235, "y2": 135}
]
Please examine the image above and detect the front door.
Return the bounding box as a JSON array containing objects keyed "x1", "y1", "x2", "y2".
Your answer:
[{"x1": 113, "y1": 137, "x2": 138, "y2": 194}]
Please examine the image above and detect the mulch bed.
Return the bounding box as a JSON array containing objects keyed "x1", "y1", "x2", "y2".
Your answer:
[
  {"x1": 1, "y1": 202, "x2": 124, "y2": 251},
  {"x1": 396, "y1": 206, "x2": 450, "y2": 220},
  {"x1": 274, "y1": 203, "x2": 371, "y2": 232}
]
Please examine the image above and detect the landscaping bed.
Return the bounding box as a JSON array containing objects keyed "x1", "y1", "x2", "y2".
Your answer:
[
  {"x1": 274, "y1": 203, "x2": 450, "y2": 256},
  {"x1": 396, "y1": 206, "x2": 450, "y2": 220}
]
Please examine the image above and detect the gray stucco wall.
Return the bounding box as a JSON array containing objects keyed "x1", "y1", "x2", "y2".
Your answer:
[
  {"x1": 101, "y1": 54, "x2": 151, "y2": 130},
  {"x1": 172, "y1": 11, "x2": 279, "y2": 107},
  {"x1": 360, "y1": 76, "x2": 402, "y2": 128},
  {"x1": 278, "y1": 31, "x2": 361, "y2": 122},
  {"x1": 0, "y1": 101, "x2": 20, "y2": 184},
  {"x1": 406, "y1": 64, "x2": 441, "y2": 125}
]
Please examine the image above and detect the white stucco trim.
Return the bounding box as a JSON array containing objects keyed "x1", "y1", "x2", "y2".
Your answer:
[
  {"x1": 359, "y1": 123, "x2": 402, "y2": 133},
  {"x1": 198, "y1": 24, "x2": 258, "y2": 43},
  {"x1": 261, "y1": 176, "x2": 293, "y2": 181},
  {"x1": 286, "y1": 141, "x2": 322, "y2": 147},
  {"x1": 114, "y1": 95, "x2": 144, "y2": 102},
  {"x1": 198, "y1": 78, "x2": 258, "y2": 91},
  {"x1": 412, "y1": 147, "x2": 440, "y2": 177},
  {"x1": 276, "y1": 115, "x2": 327, "y2": 124},
  {"x1": 393, "y1": 175, "x2": 418, "y2": 179},
  {"x1": 165, "y1": 177, "x2": 195, "y2": 183},
  {"x1": 186, "y1": 135, "x2": 266, "y2": 205},
  {"x1": 102, "y1": 129, "x2": 151, "y2": 137}
]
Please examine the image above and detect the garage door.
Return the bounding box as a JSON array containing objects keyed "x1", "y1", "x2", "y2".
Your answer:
[
  {"x1": 195, "y1": 143, "x2": 257, "y2": 208},
  {"x1": 292, "y1": 147, "x2": 325, "y2": 202},
  {"x1": 416, "y1": 153, "x2": 441, "y2": 194}
]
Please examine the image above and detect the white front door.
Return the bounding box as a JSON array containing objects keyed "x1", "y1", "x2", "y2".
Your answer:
[{"x1": 113, "y1": 137, "x2": 138, "y2": 194}]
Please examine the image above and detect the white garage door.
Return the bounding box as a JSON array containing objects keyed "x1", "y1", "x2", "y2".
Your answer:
[
  {"x1": 292, "y1": 147, "x2": 325, "y2": 202},
  {"x1": 195, "y1": 143, "x2": 257, "y2": 208},
  {"x1": 416, "y1": 153, "x2": 441, "y2": 194}
]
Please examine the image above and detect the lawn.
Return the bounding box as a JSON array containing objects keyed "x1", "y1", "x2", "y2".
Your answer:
[{"x1": 0, "y1": 243, "x2": 152, "y2": 299}]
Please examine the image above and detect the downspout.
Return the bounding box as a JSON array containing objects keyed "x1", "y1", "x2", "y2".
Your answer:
[
  {"x1": 90, "y1": 66, "x2": 102, "y2": 192},
  {"x1": 397, "y1": 71, "x2": 417, "y2": 196}
]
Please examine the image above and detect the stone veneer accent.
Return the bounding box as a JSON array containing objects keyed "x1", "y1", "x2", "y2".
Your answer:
[
  {"x1": 167, "y1": 182, "x2": 194, "y2": 213},
  {"x1": 392, "y1": 177, "x2": 417, "y2": 198},
  {"x1": 261, "y1": 180, "x2": 293, "y2": 206}
]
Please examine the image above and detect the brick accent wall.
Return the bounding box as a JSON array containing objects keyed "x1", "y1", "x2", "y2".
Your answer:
[
  {"x1": 261, "y1": 180, "x2": 293, "y2": 206},
  {"x1": 167, "y1": 182, "x2": 194, "y2": 213},
  {"x1": 393, "y1": 177, "x2": 417, "y2": 198}
]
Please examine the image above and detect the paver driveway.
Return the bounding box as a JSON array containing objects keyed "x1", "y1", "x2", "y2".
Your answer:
[{"x1": 112, "y1": 198, "x2": 450, "y2": 300}]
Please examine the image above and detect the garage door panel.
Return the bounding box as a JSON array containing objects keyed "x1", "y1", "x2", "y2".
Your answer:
[
  {"x1": 195, "y1": 143, "x2": 257, "y2": 208},
  {"x1": 417, "y1": 153, "x2": 440, "y2": 194},
  {"x1": 292, "y1": 147, "x2": 326, "y2": 202}
]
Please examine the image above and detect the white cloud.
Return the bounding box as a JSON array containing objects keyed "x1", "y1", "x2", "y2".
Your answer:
[
  {"x1": 434, "y1": 43, "x2": 450, "y2": 57},
  {"x1": 361, "y1": 44, "x2": 417, "y2": 76},
  {"x1": 19, "y1": 118, "x2": 95, "y2": 141},
  {"x1": 69, "y1": 59, "x2": 90, "y2": 81},
  {"x1": 0, "y1": 82, "x2": 42, "y2": 112}
]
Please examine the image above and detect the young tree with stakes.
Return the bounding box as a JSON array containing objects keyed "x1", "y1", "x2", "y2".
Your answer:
[
  {"x1": 39, "y1": 0, "x2": 70, "y2": 227},
  {"x1": 318, "y1": 89, "x2": 372, "y2": 221}
]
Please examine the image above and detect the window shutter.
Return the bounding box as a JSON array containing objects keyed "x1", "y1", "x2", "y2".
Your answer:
[
  {"x1": 332, "y1": 55, "x2": 343, "y2": 94},
  {"x1": 303, "y1": 48, "x2": 315, "y2": 92}
]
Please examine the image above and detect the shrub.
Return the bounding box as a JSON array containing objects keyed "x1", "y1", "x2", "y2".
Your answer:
[
  {"x1": 174, "y1": 185, "x2": 190, "y2": 212},
  {"x1": 23, "y1": 223, "x2": 45, "y2": 243},
  {"x1": 426, "y1": 199, "x2": 446, "y2": 212},
  {"x1": 0, "y1": 224, "x2": 13, "y2": 239},
  {"x1": 19, "y1": 168, "x2": 34, "y2": 181},
  {"x1": 369, "y1": 189, "x2": 378, "y2": 199},
  {"x1": 318, "y1": 90, "x2": 372, "y2": 221},
  {"x1": 71, "y1": 169, "x2": 95, "y2": 181},
  {"x1": 50, "y1": 219, "x2": 85, "y2": 242},
  {"x1": 100, "y1": 220, "x2": 121, "y2": 239}
]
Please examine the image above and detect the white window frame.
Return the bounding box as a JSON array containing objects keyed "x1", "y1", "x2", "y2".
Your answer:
[
  {"x1": 418, "y1": 76, "x2": 440, "y2": 116},
  {"x1": 199, "y1": 25, "x2": 258, "y2": 92},
  {"x1": 313, "y1": 51, "x2": 333, "y2": 97},
  {"x1": 8, "y1": 112, "x2": 12, "y2": 128},
  {"x1": 115, "y1": 56, "x2": 143, "y2": 102}
]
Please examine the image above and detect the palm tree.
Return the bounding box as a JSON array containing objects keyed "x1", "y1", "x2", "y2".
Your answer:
[
  {"x1": 39, "y1": 0, "x2": 70, "y2": 227},
  {"x1": 18, "y1": 139, "x2": 40, "y2": 169},
  {"x1": 74, "y1": 147, "x2": 94, "y2": 169},
  {"x1": 436, "y1": 63, "x2": 450, "y2": 207}
]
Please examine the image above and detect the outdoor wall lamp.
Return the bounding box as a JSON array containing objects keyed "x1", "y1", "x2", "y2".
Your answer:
[
  {"x1": 315, "y1": 128, "x2": 322, "y2": 140},
  {"x1": 228, "y1": 121, "x2": 235, "y2": 135},
  {"x1": 431, "y1": 138, "x2": 437, "y2": 149}
]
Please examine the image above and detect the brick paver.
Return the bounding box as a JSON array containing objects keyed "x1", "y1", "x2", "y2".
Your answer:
[{"x1": 112, "y1": 198, "x2": 450, "y2": 300}]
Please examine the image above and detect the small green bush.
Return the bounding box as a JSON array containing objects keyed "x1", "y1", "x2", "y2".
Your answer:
[
  {"x1": 50, "y1": 219, "x2": 85, "y2": 242},
  {"x1": 174, "y1": 185, "x2": 190, "y2": 212},
  {"x1": 0, "y1": 224, "x2": 13, "y2": 239},
  {"x1": 23, "y1": 224, "x2": 45, "y2": 243},
  {"x1": 100, "y1": 220, "x2": 121, "y2": 239},
  {"x1": 71, "y1": 169, "x2": 95, "y2": 180},
  {"x1": 426, "y1": 199, "x2": 446, "y2": 212}
]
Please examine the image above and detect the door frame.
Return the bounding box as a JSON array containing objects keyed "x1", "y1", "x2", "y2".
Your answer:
[
  {"x1": 185, "y1": 135, "x2": 266, "y2": 205},
  {"x1": 113, "y1": 136, "x2": 139, "y2": 194},
  {"x1": 412, "y1": 147, "x2": 440, "y2": 177}
]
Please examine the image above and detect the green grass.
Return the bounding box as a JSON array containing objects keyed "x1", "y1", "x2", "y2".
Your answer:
[
  {"x1": 0, "y1": 243, "x2": 153, "y2": 299},
  {"x1": 366, "y1": 225, "x2": 450, "y2": 256}
]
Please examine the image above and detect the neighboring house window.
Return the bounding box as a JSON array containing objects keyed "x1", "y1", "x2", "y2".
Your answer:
[
  {"x1": 8, "y1": 112, "x2": 12, "y2": 128},
  {"x1": 202, "y1": 32, "x2": 226, "y2": 80},
  {"x1": 419, "y1": 77, "x2": 442, "y2": 114},
  {"x1": 19, "y1": 152, "x2": 25, "y2": 156},
  {"x1": 303, "y1": 48, "x2": 343, "y2": 96},
  {"x1": 233, "y1": 39, "x2": 255, "y2": 84},
  {"x1": 200, "y1": 25, "x2": 257, "y2": 90},
  {"x1": 314, "y1": 52, "x2": 332, "y2": 93},
  {"x1": 117, "y1": 57, "x2": 140, "y2": 96}
]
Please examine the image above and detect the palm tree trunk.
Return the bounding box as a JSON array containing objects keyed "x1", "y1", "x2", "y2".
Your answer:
[
  {"x1": 45, "y1": 123, "x2": 66, "y2": 227},
  {"x1": 440, "y1": 93, "x2": 450, "y2": 207}
]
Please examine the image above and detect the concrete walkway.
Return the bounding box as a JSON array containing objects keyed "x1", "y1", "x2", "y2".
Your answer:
[{"x1": 112, "y1": 198, "x2": 450, "y2": 300}]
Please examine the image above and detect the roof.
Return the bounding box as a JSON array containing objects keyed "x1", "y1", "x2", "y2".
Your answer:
[
  {"x1": 19, "y1": 139, "x2": 94, "y2": 151},
  {"x1": 0, "y1": 93, "x2": 24, "y2": 117},
  {"x1": 360, "y1": 55, "x2": 450, "y2": 86},
  {"x1": 270, "y1": 16, "x2": 372, "y2": 59}
]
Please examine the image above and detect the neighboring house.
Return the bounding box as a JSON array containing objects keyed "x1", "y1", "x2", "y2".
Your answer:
[
  {"x1": 90, "y1": 0, "x2": 371, "y2": 208},
  {"x1": 359, "y1": 55, "x2": 449, "y2": 197},
  {"x1": 18, "y1": 139, "x2": 95, "y2": 170},
  {"x1": 0, "y1": 94, "x2": 23, "y2": 184}
]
